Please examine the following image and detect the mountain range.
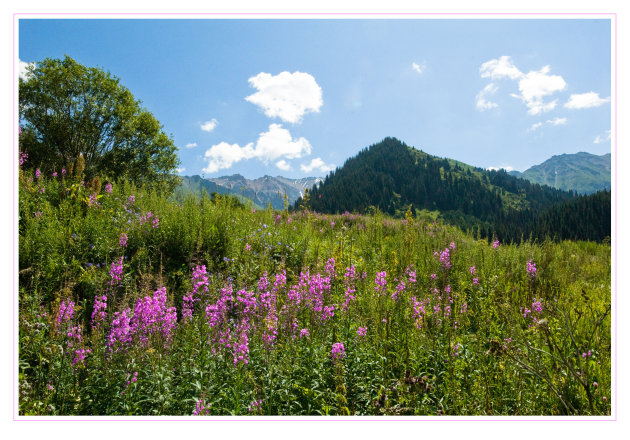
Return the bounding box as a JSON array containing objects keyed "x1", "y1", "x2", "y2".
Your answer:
[
  {"x1": 293, "y1": 137, "x2": 610, "y2": 242},
  {"x1": 510, "y1": 152, "x2": 611, "y2": 195},
  {"x1": 177, "y1": 174, "x2": 322, "y2": 210}
]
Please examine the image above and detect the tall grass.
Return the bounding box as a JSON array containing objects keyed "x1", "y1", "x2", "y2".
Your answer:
[{"x1": 18, "y1": 168, "x2": 611, "y2": 415}]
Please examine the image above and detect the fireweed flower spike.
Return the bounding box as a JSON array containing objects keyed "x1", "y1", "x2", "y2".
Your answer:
[{"x1": 331, "y1": 342, "x2": 345, "y2": 363}]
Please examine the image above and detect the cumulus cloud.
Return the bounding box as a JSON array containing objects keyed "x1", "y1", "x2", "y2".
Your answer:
[
  {"x1": 476, "y1": 83, "x2": 499, "y2": 111},
  {"x1": 480, "y1": 56, "x2": 523, "y2": 80},
  {"x1": 594, "y1": 129, "x2": 611, "y2": 144},
  {"x1": 185, "y1": 142, "x2": 198, "y2": 149},
  {"x1": 175, "y1": 167, "x2": 186, "y2": 174},
  {"x1": 528, "y1": 122, "x2": 544, "y2": 131},
  {"x1": 245, "y1": 71, "x2": 323, "y2": 124},
  {"x1": 202, "y1": 124, "x2": 312, "y2": 174},
  {"x1": 200, "y1": 119, "x2": 218, "y2": 132},
  {"x1": 202, "y1": 141, "x2": 256, "y2": 174},
  {"x1": 564, "y1": 92, "x2": 610, "y2": 109},
  {"x1": 300, "y1": 158, "x2": 335, "y2": 174},
  {"x1": 412, "y1": 62, "x2": 425, "y2": 75},
  {"x1": 479, "y1": 57, "x2": 567, "y2": 115},
  {"x1": 514, "y1": 66, "x2": 566, "y2": 115},
  {"x1": 19, "y1": 59, "x2": 35, "y2": 80},
  {"x1": 275, "y1": 160, "x2": 291, "y2": 171}
]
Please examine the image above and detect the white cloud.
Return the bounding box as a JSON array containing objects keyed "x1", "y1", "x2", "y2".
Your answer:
[
  {"x1": 476, "y1": 83, "x2": 499, "y2": 111},
  {"x1": 564, "y1": 92, "x2": 610, "y2": 109},
  {"x1": 202, "y1": 124, "x2": 311, "y2": 173},
  {"x1": 515, "y1": 66, "x2": 566, "y2": 115},
  {"x1": 300, "y1": 158, "x2": 335, "y2": 174},
  {"x1": 529, "y1": 117, "x2": 567, "y2": 132},
  {"x1": 176, "y1": 167, "x2": 186, "y2": 174},
  {"x1": 200, "y1": 119, "x2": 218, "y2": 132},
  {"x1": 480, "y1": 56, "x2": 523, "y2": 80},
  {"x1": 275, "y1": 160, "x2": 291, "y2": 171},
  {"x1": 594, "y1": 129, "x2": 611, "y2": 144},
  {"x1": 19, "y1": 59, "x2": 35, "y2": 80},
  {"x1": 202, "y1": 141, "x2": 256, "y2": 174},
  {"x1": 245, "y1": 71, "x2": 323, "y2": 124},
  {"x1": 411, "y1": 62, "x2": 425, "y2": 75},
  {"x1": 487, "y1": 165, "x2": 515, "y2": 172},
  {"x1": 479, "y1": 57, "x2": 566, "y2": 115},
  {"x1": 254, "y1": 123, "x2": 312, "y2": 162},
  {"x1": 185, "y1": 142, "x2": 198, "y2": 149},
  {"x1": 547, "y1": 117, "x2": 567, "y2": 126}
]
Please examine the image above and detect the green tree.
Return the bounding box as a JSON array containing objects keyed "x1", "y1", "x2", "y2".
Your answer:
[{"x1": 19, "y1": 56, "x2": 180, "y2": 191}]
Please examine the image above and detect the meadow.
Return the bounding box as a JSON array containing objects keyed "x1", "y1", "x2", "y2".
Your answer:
[{"x1": 18, "y1": 166, "x2": 611, "y2": 416}]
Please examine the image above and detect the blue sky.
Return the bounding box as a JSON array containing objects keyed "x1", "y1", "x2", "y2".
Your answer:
[{"x1": 18, "y1": 18, "x2": 612, "y2": 179}]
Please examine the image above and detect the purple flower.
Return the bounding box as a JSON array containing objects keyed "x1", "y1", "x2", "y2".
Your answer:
[
  {"x1": 105, "y1": 183, "x2": 113, "y2": 193},
  {"x1": 331, "y1": 342, "x2": 345, "y2": 363},
  {"x1": 52, "y1": 171, "x2": 58, "y2": 178},
  {"x1": 128, "y1": 195, "x2": 135, "y2": 204},
  {"x1": 19, "y1": 152, "x2": 28, "y2": 166},
  {"x1": 119, "y1": 232, "x2": 128, "y2": 248},
  {"x1": 469, "y1": 266, "x2": 476, "y2": 275},
  {"x1": 299, "y1": 328, "x2": 310, "y2": 339},
  {"x1": 35, "y1": 168, "x2": 41, "y2": 179},
  {"x1": 374, "y1": 271, "x2": 387, "y2": 294},
  {"x1": 493, "y1": 240, "x2": 500, "y2": 249},
  {"x1": 57, "y1": 299, "x2": 75, "y2": 327},
  {"x1": 439, "y1": 248, "x2": 451, "y2": 269},
  {"x1": 245, "y1": 243, "x2": 251, "y2": 251},
  {"x1": 61, "y1": 168, "x2": 66, "y2": 176},
  {"x1": 357, "y1": 326, "x2": 367, "y2": 337},
  {"x1": 527, "y1": 260, "x2": 537, "y2": 279}
]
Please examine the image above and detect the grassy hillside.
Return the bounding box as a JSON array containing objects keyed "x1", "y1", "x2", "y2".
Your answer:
[{"x1": 18, "y1": 166, "x2": 611, "y2": 416}]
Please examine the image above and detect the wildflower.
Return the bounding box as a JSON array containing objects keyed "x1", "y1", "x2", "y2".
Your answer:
[
  {"x1": 245, "y1": 243, "x2": 251, "y2": 251},
  {"x1": 331, "y1": 342, "x2": 345, "y2": 363},
  {"x1": 357, "y1": 326, "x2": 367, "y2": 337},
  {"x1": 526, "y1": 260, "x2": 537, "y2": 280},
  {"x1": 248, "y1": 399, "x2": 263, "y2": 413},
  {"x1": 469, "y1": 266, "x2": 476, "y2": 275},
  {"x1": 38, "y1": 186, "x2": 45, "y2": 194},
  {"x1": 19, "y1": 152, "x2": 28, "y2": 165},
  {"x1": 531, "y1": 298, "x2": 543, "y2": 314},
  {"x1": 52, "y1": 172, "x2": 58, "y2": 178},
  {"x1": 430, "y1": 273, "x2": 437, "y2": 281},
  {"x1": 374, "y1": 271, "x2": 387, "y2": 295},
  {"x1": 57, "y1": 299, "x2": 75, "y2": 327},
  {"x1": 299, "y1": 328, "x2": 310, "y2": 339},
  {"x1": 324, "y1": 257, "x2": 335, "y2": 278},
  {"x1": 331, "y1": 221, "x2": 335, "y2": 227},
  {"x1": 493, "y1": 240, "x2": 500, "y2": 249},
  {"x1": 109, "y1": 256, "x2": 124, "y2": 284},
  {"x1": 91, "y1": 294, "x2": 108, "y2": 327},
  {"x1": 61, "y1": 168, "x2": 66, "y2": 176},
  {"x1": 594, "y1": 382, "x2": 599, "y2": 388},
  {"x1": 449, "y1": 241, "x2": 456, "y2": 250},
  {"x1": 128, "y1": 195, "x2": 135, "y2": 204},
  {"x1": 105, "y1": 183, "x2": 113, "y2": 193},
  {"x1": 452, "y1": 342, "x2": 462, "y2": 357},
  {"x1": 34, "y1": 211, "x2": 42, "y2": 219},
  {"x1": 35, "y1": 168, "x2": 41, "y2": 179},
  {"x1": 87, "y1": 193, "x2": 99, "y2": 207},
  {"x1": 439, "y1": 248, "x2": 451, "y2": 270},
  {"x1": 193, "y1": 398, "x2": 210, "y2": 416},
  {"x1": 119, "y1": 232, "x2": 128, "y2": 248}
]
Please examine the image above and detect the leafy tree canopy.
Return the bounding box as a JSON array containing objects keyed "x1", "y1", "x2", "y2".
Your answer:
[{"x1": 19, "y1": 56, "x2": 180, "y2": 191}]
